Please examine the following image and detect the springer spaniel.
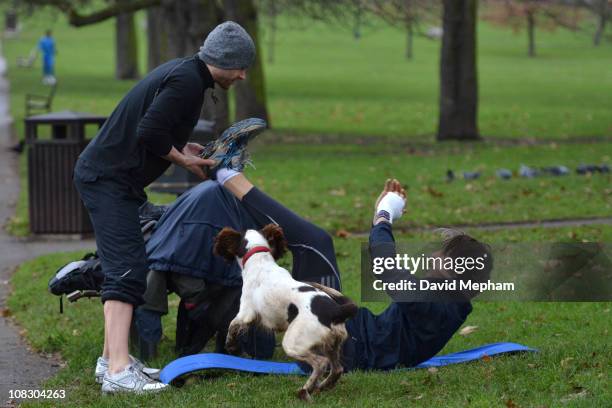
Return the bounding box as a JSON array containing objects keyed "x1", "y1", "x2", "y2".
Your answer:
[{"x1": 214, "y1": 224, "x2": 357, "y2": 401}]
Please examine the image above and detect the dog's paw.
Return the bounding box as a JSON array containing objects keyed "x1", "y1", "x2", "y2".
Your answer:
[
  {"x1": 297, "y1": 388, "x2": 312, "y2": 403},
  {"x1": 224, "y1": 341, "x2": 241, "y2": 356}
]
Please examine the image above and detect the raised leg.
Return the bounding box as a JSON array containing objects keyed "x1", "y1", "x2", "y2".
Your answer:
[{"x1": 225, "y1": 305, "x2": 257, "y2": 355}]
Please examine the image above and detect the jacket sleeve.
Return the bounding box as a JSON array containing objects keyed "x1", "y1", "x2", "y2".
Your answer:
[{"x1": 136, "y1": 72, "x2": 199, "y2": 157}]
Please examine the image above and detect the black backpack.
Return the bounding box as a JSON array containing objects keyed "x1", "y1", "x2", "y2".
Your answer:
[
  {"x1": 48, "y1": 252, "x2": 104, "y2": 312},
  {"x1": 47, "y1": 201, "x2": 168, "y2": 312}
]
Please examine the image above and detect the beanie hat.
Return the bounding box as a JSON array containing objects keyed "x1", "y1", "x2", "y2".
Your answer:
[{"x1": 198, "y1": 21, "x2": 256, "y2": 70}]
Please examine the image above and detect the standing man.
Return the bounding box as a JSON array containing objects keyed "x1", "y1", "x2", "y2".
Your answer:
[
  {"x1": 74, "y1": 21, "x2": 257, "y2": 394},
  {"x1": 38, "y1": 29, "x2": 56, "y2": 85}
]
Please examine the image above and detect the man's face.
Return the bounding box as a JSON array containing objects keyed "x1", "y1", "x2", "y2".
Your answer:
[{"x1": 210, "y1": 67, "x2": 247, "y2": 90}]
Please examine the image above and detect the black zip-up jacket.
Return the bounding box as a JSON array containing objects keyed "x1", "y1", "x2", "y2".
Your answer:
[{"x1": 78, "y1": 55, "x2": 214, "y2": 189}]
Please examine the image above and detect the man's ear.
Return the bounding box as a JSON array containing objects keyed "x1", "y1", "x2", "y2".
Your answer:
[
  {"x1": 260, "y1": 224, "x2": 287, "y2": 260},
  {"x1": 214, "y1": 228, "x2": 245, "y2": 262}
]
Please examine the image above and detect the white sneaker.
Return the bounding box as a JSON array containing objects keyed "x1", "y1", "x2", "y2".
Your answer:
[
  {"x1": 101, "y1": 364, "x2": 168, "y2": 394},
  {"x1": 95, "y1": 355, "x2": 161, "y2": 384}
]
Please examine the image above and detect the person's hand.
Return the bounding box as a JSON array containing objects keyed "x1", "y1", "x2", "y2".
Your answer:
[
  {"x1": 181, "y1": 155, "x2": 216, "y2": 180},
  {"x1": 182, "y1": 142, "x2": 205, "y2": 157}
]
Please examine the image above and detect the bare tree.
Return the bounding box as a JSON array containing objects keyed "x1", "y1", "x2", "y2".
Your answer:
[
  {"x1": 366, "y1": 0, "x2": 440, "y2": 59},
  {"x1": 115, "y1": 1, "x2": 139, "y2": 80},
  {"x1": 484, "y1": 0, "x2": 582, "y2": 57},
  {"x1": 574, "y1": 0, "x2": 611, "y2": 45},
  {"x1": 146, "y1": 7, "x2": 168, "y2": 72},
  {"x1": 224, "y1": 0, "x2": 269, "y2": 123},
  {"x1": 257, "y1": 0, "x2": 281, "y2": 63},
  {"x1": 437, "y1": 0, "x2": 480, "y2": 141}
]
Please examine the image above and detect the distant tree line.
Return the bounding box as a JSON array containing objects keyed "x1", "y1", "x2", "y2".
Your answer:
[{"x1": 16, "y1": 0, "x2": 611, "y2": 142}]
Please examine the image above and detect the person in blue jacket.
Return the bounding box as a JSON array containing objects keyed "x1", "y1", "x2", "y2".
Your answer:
[
  {"x1": 135, "y1": 173, "x2": 492, "y2": 373},
  {"x1": 38, "y1": 29, "x2": 56, "y2": 85}
]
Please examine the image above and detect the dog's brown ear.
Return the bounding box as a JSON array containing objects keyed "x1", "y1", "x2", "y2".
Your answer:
[
  {"x1": 261, "y1": 224, "x2": 287, "y2": 260},
  {"x1": 214, "y1": 227, "x2": 245, "y2": 262}
]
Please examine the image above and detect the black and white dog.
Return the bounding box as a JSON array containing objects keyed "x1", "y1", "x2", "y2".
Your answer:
[{"x1": 214, "y1": 224, "x2": 357, "y2": 401}]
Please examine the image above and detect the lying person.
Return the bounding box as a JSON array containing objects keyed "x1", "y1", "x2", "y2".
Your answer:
[{"x1": 113, "y1": 174, "x2": 491, "y2": 381}]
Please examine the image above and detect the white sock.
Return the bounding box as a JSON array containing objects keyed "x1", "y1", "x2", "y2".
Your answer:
[
  {"x1": 376, "y1": 192, "x2": 405, "y2": 223},
  {"x1": 216, "y1": 168, "x2": 240, "y2": 185}
]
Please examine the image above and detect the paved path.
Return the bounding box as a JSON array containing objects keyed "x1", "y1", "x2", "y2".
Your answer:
[{"x1": 0, "y1": 41, "x2": 95, "y2": 406}]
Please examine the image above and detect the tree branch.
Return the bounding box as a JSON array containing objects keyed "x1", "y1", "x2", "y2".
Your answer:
[{"x1": 26, "y1": 0, "x2": 162, "y2": 27}]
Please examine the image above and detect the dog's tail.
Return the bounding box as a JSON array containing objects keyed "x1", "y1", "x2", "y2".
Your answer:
[
  {"x1": 307, "y1": 282, "x2": 358, "y2": 323},
  {"x1": 331, "y1": 300, "x2": 359, "y2": 323}
]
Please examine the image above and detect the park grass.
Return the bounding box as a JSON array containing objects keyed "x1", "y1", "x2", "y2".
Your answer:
[
  {"x1": 6, "y1": 224, "x2": 611, "y2": 407},
  {"x1": 2, "y1": 8, "x2": 611, "y2": 236},
  {"x1": 2, "y1": 8, "x2": 612, "y2": 141},
  {"x1": 6, "y1": 140, "x2": 611, "y2": 235},
  {"x1": 1, "y1": 5, "x2": 610, "y2": 407}
]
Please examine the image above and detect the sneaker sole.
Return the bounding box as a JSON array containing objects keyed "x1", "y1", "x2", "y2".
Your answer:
[{"x1": 201, "y1": 118, "x2": 267, "y2": 165}]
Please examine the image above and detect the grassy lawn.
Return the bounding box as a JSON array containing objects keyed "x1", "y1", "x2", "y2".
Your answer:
[
  {"x1": 2, "y1": 8, "x2": 611, "y2": 235},
  {"x1": 7, "y1": 224, "x2": 611, "y2": 407},
  {"x1": 6, "y1": 140, "x2": 611, "y2": 235},
  {"x1": 3, "y1": 8, "x2": 612, "y2": 141},
  {"x1": 1, "y1": 5, "x2": 610, "y2": 407}
]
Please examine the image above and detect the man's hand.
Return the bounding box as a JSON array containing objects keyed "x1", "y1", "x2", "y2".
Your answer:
[
  {"x1": 182, "y1": 142, "x2": 205, "y2": 157},
  {"x1": 182, "y1": 155, "x2": 216, "y2": 180},
  {"x1": 163, "y1": 146, "x2": 216, "y2": 180}
]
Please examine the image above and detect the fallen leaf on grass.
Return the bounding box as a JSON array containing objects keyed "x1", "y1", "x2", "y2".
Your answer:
[
  {"x1": 560, "y1": 389, "x2": 587, "y2": 403},
  {"x1": 0, "y1": 308, "x2": 11, "y2": 317},
  {"x1": 481, "y1": 354, "x2": 492, "y2": 362},
  {"x1": 459, "y1": 325, "x2": 479, "y2": 336},
  {"x1": 505, "y1": 399, "x2": 519, "y2": 408},
  {"x1": 335, "y1": 229, "x2": 351, "y2": 238},
  {"x1": 425, "y1": 186, "x2": 443, "y2": 198}
]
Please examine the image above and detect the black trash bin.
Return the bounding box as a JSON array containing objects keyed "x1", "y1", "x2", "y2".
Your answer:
[
  {"x1": 149, "y1": 119, "x2": 216, "y2": 196},
  {"x1": 26, "y1": 111, "x2": 107, "y2": 234}
]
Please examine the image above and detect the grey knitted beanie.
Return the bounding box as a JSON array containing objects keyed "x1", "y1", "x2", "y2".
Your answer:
[{"x1": 199, "y1": 21, "x2": 256, "y2": 70}]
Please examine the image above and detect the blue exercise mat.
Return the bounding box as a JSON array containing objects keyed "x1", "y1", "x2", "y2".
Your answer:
[{"x1": 159, "y1": 342, "x2": 536, "y2": 384}]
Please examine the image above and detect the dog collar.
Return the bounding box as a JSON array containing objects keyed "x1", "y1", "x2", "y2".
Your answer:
[{"x1": 242, "y1": 246, "x2": 271, "y2": 268}]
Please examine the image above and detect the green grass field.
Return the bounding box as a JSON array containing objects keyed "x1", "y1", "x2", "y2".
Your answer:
[
  {"x1": 2, "y1": 5, "x2": 611, "y2": 408},
  {"x1": 2, "y1": 7, "x2": 611, "y2": 234},
  {"x1": 7, "y1": 225, "x2": 612, "y2": 407},
  {"x1": 3, "y1": 8, "x2": 612, "y2": 140}
]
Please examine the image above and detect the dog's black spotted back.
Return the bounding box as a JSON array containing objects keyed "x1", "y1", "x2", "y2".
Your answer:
[
  {"x1": 287, "y1": 303, "x2": 299, "y2": 323},
  {"x1": 310, "y1": 295, "x2": 357, "y2": 328}
]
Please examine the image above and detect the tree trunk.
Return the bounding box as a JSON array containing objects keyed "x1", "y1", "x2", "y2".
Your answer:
[
  {"x1": 437, "y1": 0, "x2": 479, "y2": 141},
  {"x1": 146, "y1": 7, "x2": 168, "y2": 71},
  {"x1": 157, "y1": 0, "x2": 229, "y2": 131},
  {"x1": 223, "y1": 0, "x2": 270, "y2": 124},
  {"x1": 353, "y1": 5, "x2": 362, "y2": 40},
  {"x1": 527, "y1": 11, "x2": 536, "y2": 57},
  {"x1": 266, "y1": 1, "x2": 277, "y2": 64},
  {"x1": 405, "y1": 22, "x2": 414, "y2": 60},
  {"x1": 115, "y1": 8, "x2": 139, "y2": 79},
  {"x1": 593, "y1": 1, "x2": 608, "y2": 46}
]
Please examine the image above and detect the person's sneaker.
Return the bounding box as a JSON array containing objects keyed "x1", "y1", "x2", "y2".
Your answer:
[
  {"x1": 101, "y1": 364, "x2": 168, "y2": 394},
  {"x1": 95, "y1": 355, "x2": 160, "y2": 384},
  {"x1": 200, "y1": 117, "x2": 267, "y2": 179}
]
